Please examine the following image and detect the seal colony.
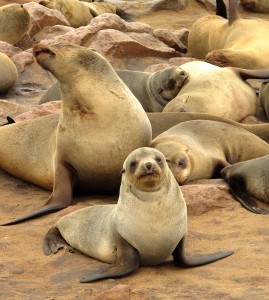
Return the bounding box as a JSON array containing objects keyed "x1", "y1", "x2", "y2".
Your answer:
[
  {"x1": 162, "y1": 61, "x2": 269, "y2": 121},
  {"x1": 39, "y1": 67, "x2": 189, "y2": 112},
  {"x1": 151, "y1": 120, "x2": 269, "y2": 185},
  {"x1": 188, "y1": 0, "x2": 269, "y2": 69},
  {"x1": 43, "y1": 147, "x2": 234, "y2": 282},
  {"x1": 0, "y1": 43, "x2": 151, "y2": 225}
]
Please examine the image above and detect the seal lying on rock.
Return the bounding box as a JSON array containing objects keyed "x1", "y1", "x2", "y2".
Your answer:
[
  {"x1": 39, "y1": 67, "x2": 189, "y2": 112},
  {"x1": 151, "y1": 120, "x2": 269, "y2": 185},
  {"x1": 163, "y1": 61, "x2": 269, "y2": 121},
  {"x1": 0, "y1": 3, "x2": 30, "y2": 45},
  {"x1": 221, "y1": 156, "x2": 269, "y2": 214},
  {"x1": 188, "y1": 0, "x2": 269, "y2": 69},
  {"x1": 43, "y1": 147, "x2": 234, "y2": 283},
  {"x1": 0, "y1": 53, "x2": 18, "y2": 94},
  {"x1": 0, "y1": 43, "x2": 151, "y2": 225}
]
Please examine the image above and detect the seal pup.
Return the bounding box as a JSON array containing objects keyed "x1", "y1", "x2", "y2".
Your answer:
[
  {"x1": 1, "y1": 43, "x2": 151, "y2": 225},
  {"x1": 163, "y1": 61, "x2": 269, "y2": 121},
  {"x1": 221, "y1": 156, "x2": 269, "y2": 214},
  {"x1": 241, "y1": 0, "x2": 269, "y2": 13},
  {"x1": 151, "y1": 120, "x2": 269, "y2": 185},
  {"x1": 43, "y1": 147, "x2": 234, "y2": 283},
  {"x1": 39, "y1": 0, "x2": 93, "y2": 28},
  {"x1": 0, "y1": 53, "x2": 18, "y2": 94},
  {"x1": 188, "y1": 0, "x2": 269, "y2": 69},
  {"x1": 0, "y1": 4, "x2": 30, "y2": 45},
  {"x1": 39, "y1": 67, "x2": 189, "y2": 112}
]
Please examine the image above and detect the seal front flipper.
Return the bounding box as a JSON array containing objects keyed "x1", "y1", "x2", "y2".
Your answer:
[
  {"x1": 0, "y1": 116, "x2": 15, "y2": 126},
  {"x1": 172, "y1": 236, "x2": 234, "y2": 267},
  {"x1": 80, "y1": 238, "x2": 139, "y2": 283},
  {"x1": 1, "y1": 160, "x2": 74, "y2": 225},
  {"x1": 227, "y1": 175, "x2": 269, "y2": 214}
]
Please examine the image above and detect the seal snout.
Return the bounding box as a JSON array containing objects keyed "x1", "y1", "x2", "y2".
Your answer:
[{"x1": 33, "y1": 44, "x2": 56, "y2": 59}]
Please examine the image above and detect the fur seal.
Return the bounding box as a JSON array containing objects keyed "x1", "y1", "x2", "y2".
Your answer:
[
  {"x1": 221, "y1": 156, "x2": 269, "y2": 214},
  {"x1": 241, "y1": 0, "x2": 269, "y2": 13},
  {"x1": 39, "y1": 67, "x2": 189, "y2": 112},
  {"x1": 0, "y1": 43, "x2": 151, "y2": 225},
  {"x1": 258, "y1": 81, "x2": 269, "y2": 119},
  {"x1": 163, "y1": 61, "x2": 269, "y2": 121},
  {"x1": 151, "y1": 120, "x2": 269, "y2": 185},
  {"x1": 0, "y1": 53, "x2": 18, "y2": 94},
  {"x1": 39, "y1": 0, "x2": 93, "y2": 28},
  {"x1": 0, "y1": 4, "x2": 30, "y2": 45},
  {"x1": 188, "y1": 0, "x2": 269, "y2": 69},
  {"x1": 43, "y1": 147, "x2": 234, "y2": 283}
]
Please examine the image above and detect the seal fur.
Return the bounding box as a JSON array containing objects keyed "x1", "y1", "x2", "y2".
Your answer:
[
  {"x1": 43, "y1": 147, "x2": 234, "y2": 283},
  {"x1": 0, "y1": 53, "x2": 18, "y2": 94},
  {"x1": 0, "y1": 43, "x2": 151, "y2": 225}
]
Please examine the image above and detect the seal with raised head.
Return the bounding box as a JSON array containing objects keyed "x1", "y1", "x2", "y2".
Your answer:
[
  {"x1": 0, "y1": 3, "x2": 30, "y2": 45},
  {"x1": 162, "y1": 61, "x2": 269, "y2": 121},
  {"x1": 221, "y1": 156, "x2": 269, "y2": 214},
  {"x1": 188, "y1": 0, "x2": 269, "y2": 69},
  {"x1": 0, "y1": 53, "x2": 18, "y2": 94},
  {"x1": 0, "y1": 43, "x2": 151, "y2": 225},
  {"x1": 39, "y1": 0, "x2": 93, "y2": 28},
  {"x1": 39, "y1": 67, "x2": 189, "y2": 112},
  {"x1": 151, "y1": 120, "x2": 269, "y2": 185},
  {"x1": 43, "y1": 147, "x2": 234, "y2": 283}
]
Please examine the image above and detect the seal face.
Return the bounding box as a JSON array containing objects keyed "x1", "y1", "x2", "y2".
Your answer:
[
  {"x1": 1, "y1": 43, "x2": 152, "y2": 225},
  {"x1": 43, "y1": 147, "x2": 234, "y2": 283}
]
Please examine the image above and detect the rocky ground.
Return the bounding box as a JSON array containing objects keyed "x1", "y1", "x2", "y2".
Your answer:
[{"x1": 1, "y1": 1, "x2": 269, "y2": 299}]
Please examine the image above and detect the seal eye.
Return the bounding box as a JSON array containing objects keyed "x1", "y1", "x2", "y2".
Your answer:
[
  {"x1": 155, "y1": 157, "x2": 162, "y2": 164},
  {"x1": 166, "y1": 79, "x2": 176, "y2": 90},
  {"x1": 129, "y1": 160, "x2": 137, "y2": 171},
  {"x1": 178, "y1": 159, "x2": 187, "y2": 168}
]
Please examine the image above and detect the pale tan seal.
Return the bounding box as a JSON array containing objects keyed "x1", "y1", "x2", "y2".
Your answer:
[
  {"x1": 221, "y1": 156, "x2": 269, "y2": 214},
  {"x1": 1, "y1": 43, "x2": 151, "y2": 225},
  {"x1": 39, "y1": 0, "x2": 93, "y2": 28},
  {"x1": 241, "y1": 0, "x2": 269, "y2": 13},
  {"x1": 0, "y1": 53, "x2": 18, "y2": 94},
  {"x1": 39, "y1": 67, "x2": 189, "y2": 112},
  {"x1": 0, "y1": 4, "x2": 30, "y2": 45},
  {"x1": 188, "y1": 0, "x2": 269, "y2": 69},
  {"x1": 43, "y1": 147, "x2": 234, "y2": 282},
  {"x1": 162, "y1": 61, "x2": 269, "y2": 121},
  {"x1": 151, "y1": 120, "x2": 269, "y2": 185}
]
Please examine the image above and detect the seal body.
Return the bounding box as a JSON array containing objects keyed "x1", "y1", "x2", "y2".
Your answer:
[
  {"x1": 39, "y1": 67, "x2": 189, "y2": 112},
  {"x1": 151, "y1": 120, "x2": 269, "y2": 185},
  {"x1": 259, "y1": 81, "x2": 269, "y2": 119},
  {"x1": 43, "y1": 147, "x2": 233, "y2": 282},
  {"x1": 241, "y1": 0, "x2": 269, "y2": 13},
  {"x1": 0, "y1": 4, "x2": 30, "y2": 45},
  {"x1": 163, "y1": 61, "x2": 257, "y2": 121},
  {"x1": 0, "y1": 44, "x2": 151, "y2": 224},
  {"x1": 188, "y1": 0, "x2": 269, "y2": 69},
  {"x1": 39, "y1": 0, "x2": 93, "y2": 27},
  {"x1": 0, "y1": 53, "x2": 18, "y2": 94}
]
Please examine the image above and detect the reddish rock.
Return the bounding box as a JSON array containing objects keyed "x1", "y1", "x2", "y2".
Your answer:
[
  {"x1": 153, "y1": 28, "x2": 187, "y2": 52},
  {"x1": 23, "y1": 1, "x2": 70, "y2": 37},
  {"x1": 32, "y1": 25, "x2": 74, "y2": 44},
  {"x1": 12, "y1": 49, "x2": 35, "y2": 73},
  {"x1": 0, "y1": 41, "x2": 22, "y2": 58},
  {"x1": 172, "y1": 28, "x2": 190, "y2": 47}
]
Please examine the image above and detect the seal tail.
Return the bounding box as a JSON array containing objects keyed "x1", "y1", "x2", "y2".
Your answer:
[
  {"x1": 227, "y1": 175, "x2": 269, "y2": 214},
  {"x1": 216, "y1": 0, "x2": 227, "y2": 18},
  {"x1": 173, "y1": 236, "x2": 234, "y2": 267},
  {"x1": 1, "y1": 204, "x2": 68, "y2": 226}
]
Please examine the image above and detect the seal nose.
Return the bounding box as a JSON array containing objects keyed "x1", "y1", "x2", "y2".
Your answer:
[{"x1": 145, "y1": 162, "x2": 153, "y2": 170}]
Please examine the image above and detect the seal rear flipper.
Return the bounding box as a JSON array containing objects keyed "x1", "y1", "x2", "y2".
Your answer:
[
  {"x1": 43, "y1": 226, "x2": 74, "y2": 255},
  {"x1": 172, "y1": 236, "x2": 234, "y2": 267},
  {"x1": 80, "y1": 238, "x2": 139, "y2": 283},
  {"x1": 228, "y1": 175, "x2": 269, "y2": 214}
]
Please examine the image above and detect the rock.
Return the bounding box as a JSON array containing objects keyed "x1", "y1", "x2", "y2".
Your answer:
[
  {"x1": 172, "y1": 28, "x2": 189, "y2": 47},
  {"x1": 95, "y1": 285, "x2": 131, "y2": 300},
  {"x1": 23, "y1": 1, "x2": 70, "y2": 37},
  {"x1": 153, "y1": 29, "x2": 187, "y2": 52},
  {"x1": 0, "y1": 100, "x2": 29, "y2": 123},
  {"x1": 32, "y1": 25, "x2": 74, "y2": 44},
  {"x1": 0, "y1": 41, "x2": 22, "y2": 58},
  {"x1": 12, "y1": 49, "x2": 35, "y2": 73}
]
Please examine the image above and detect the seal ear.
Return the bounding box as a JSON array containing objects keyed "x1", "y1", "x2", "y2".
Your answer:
[
  {"x1": 166, "y1": 159, "x2": 172, "y2": 163},
  {"x1": 120, "y1": 169, "x2": 126, "y2": 175},
  {"x1": 157, "y1": 88, "x2": 163, "y2": 94}
]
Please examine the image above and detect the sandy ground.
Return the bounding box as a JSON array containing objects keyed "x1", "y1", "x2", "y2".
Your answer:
[{"x1": 1, "y1": 1, "x2": 269, "y2": 299}]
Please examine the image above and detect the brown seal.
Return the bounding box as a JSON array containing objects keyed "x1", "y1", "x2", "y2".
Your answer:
[
  {"x1": 0, "y1": 43, "x2": 151, "y2": 225},
  {"x1": 151, "y1": 120, "x2": 269, "y2": 185},
  {"x1": 221, "y1": 156, "x2": 269, "y2": 214},
  {"x1": 39, "y1": 67, "x2": 189, "y2": 112},
  {"x1": 0, "y1": 53, "x2": 18, "y2": 94},
  {"x1": 241, "y1": 0, "x2": 269, "y2": 13},
  {"x1": 162, "y1": 61, "x2": 269, "y2": 121},
  {"x1": 43, "y1": 147, "x2": 234, "y2": 283},
  {"x1": 0, "y1": 4, "x2": 30, "y2": 45},
  {"x1": 188, "y1": 0, "x2": 269, "y2": 69}
]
